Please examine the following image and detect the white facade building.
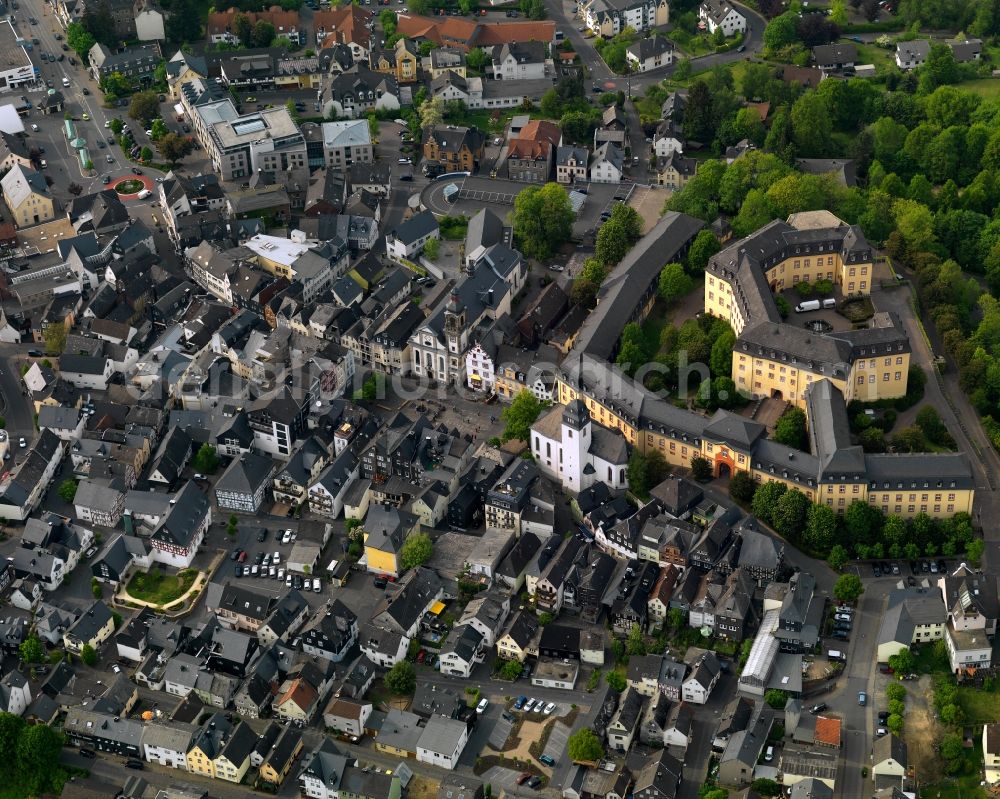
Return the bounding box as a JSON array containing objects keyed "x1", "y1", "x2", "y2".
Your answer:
[
  {"x1": 698, "y1": 0, "x2": 746, "y2": 35},
  {"x1": 530, "y1": 400, "x2": 630, "y2": 493},
  {"x1": 416, "y1": 716, "x2": 469, "y2": 770}
]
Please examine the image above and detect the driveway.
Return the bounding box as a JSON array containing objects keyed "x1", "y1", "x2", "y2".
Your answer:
[
  {"x1": 876, "y1": 280, "x2": 1000, "y2": 550},
  {"x1": 541, "y1": 720, "x2": 570, "y2": 761},
  {"x1": 482, "y1": 766, "x2": 534, "y2": 797}
]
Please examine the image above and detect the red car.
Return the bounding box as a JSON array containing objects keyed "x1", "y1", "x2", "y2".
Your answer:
[
  {"x1": 417, "y1": 649, "x2": 426, "y2": 664},
  {"x1": 237, "y1": 550, "x2": 247, "y2": 563},
  {"x1": 516, "y1": 773, "x2": 532, "y2": 786}
]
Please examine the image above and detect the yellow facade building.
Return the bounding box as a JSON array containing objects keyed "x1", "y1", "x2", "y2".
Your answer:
[
  {"x1": 703, "y1": 211, "x2": 909, "y2": 407},
  {"x1": 556, "y1": 351, "x2": 973, "y2": 519}
]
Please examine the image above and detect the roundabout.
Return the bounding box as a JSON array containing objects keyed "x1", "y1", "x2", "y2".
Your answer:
[{"x1": 108, "y1": 173, "x2": 155, "y2": 199}]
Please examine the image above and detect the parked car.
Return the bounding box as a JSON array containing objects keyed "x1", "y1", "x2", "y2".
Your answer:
[
  {"x1": 543, "y1": 702, "x2": 556, "y2": 715},
  {"x1": 523, "y1": 698, "x2": 536, "y2": 712},
  {"x1": 528, "y1": 777, "x2": 542, "y2": 789},
  {"x1": 539, "y1": 754, "x2": 556, "y2": 767},
  {"x1": 834, "y1": 613, "x2": 852, "y2": 622},
  {"x1": 858, "y1": 692, "x2": 867, "y2": 706},
  {"x1": 810, "y1": 703, "x2": 827, "y2": 714},
  {"x1": 514, "y1": 696, "x2": 527, "y2": 710},
  {"x1": 516, "y1": 773, "x2": 532, "y2": 786},
  {"x1": 476, "y1": 698, "x2": 489, "y2": 714},
  {"x1": 872, "y1": 563, "x2": 882, "y2": 577}
]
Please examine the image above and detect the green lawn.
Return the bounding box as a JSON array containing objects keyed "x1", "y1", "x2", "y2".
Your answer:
[
  {"x1": 126, "y1": 568, "x2": 198, "y2": 605},
  {"x1": 848, "y1": 40, "x2": 896, "y2": 71},
  {"x1": 920, "y1": 743, "x2": 987, "y2": 799},
  {"x1": 914, "y1": 640, "x2": 951, "y2": 675},
  {"x1": 957, "y1": 684, "x2": 1000, "y2": 725},
  {"x1": 957, "y1": 78, "x2": 1000, "y2": 99},
  {"x1": 667, "y1": 31, "x2": 715, "y2": 58}
]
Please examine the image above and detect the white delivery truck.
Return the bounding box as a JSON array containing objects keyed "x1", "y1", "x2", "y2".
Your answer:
[{"x1": 795, "y1": 299, "x2": 821, "y2": 312}]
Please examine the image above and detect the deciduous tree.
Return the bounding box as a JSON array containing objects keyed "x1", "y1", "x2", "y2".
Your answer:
[
  {"x1": 774, "y1": 407, "x2": 807, "y2": 450},
  {"x1": 399, "y1": 532, "x2": 433, "y2": 570},
  {"x1": 568, "y1": 728, "x2": 604, "y2": 762},
  {"x1": 729, "y1": 471, "x2": 757, "y2": 503},
  {"x1": 18, "y1": 635, "x2": 43, "y2": 665},
  {"x1": 833, "y1": 573, "x2": 864, "y2": 603},
  {"x1": 191, "y1": 443, "x2": 220, "y2": 474},
  {"x1": 385, "y1": 661, "x2": 416, "y2": 694},
  {"x1": 511, "y1": 183, "x2": 573, "y2": 260},
  {"x1": 159, "y1": 132, "x2": 193, "y2": 165},
  {"x1": 129, "y1": 91, "x2": 160, "y2": 126},
  {"x1": 58, "y1": 479, "x2": 78, "y2": 503},
  {"x1": 501, "y1": 390, "x2": 543, "y2": 443},
  {"x1": 80, "y1": 643, "x2": 98, "y2": 666},
  {"x1": 658, "y1": 262, "x2": 693, "y2": 304}
]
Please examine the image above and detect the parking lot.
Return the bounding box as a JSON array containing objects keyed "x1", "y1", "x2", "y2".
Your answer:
[
  {"x1": 458, "y1": 186, "x2": 517, "y2": 204},
  {"x1": 482, "y1": 765, "x2": 536, "y2": 797},
  {"x1": 541, "y1": 720, "x2": 571, "y2": 761}
]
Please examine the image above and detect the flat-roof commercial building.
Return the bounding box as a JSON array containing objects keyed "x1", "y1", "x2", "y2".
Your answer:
[{"x1": 0, "y1": 20, "x2": 36, "y2": 90}]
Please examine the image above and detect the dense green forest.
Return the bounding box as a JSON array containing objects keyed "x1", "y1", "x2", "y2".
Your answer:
[{"x1": 654, "y1": 49, "x2": 1000, "y2": 450}]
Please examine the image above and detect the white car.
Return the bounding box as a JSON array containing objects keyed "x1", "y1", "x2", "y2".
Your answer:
[
  {"x1": 834, "y1": 613, "x2": 852, "y2": 622},
  {"x1": 112, "y1": 664, "x2": 121, "y2": 674},
  {"x1": 281, "y1": 530, "x2": 293, "y2": 545},
  {"x1": 272, "y1": 551, "x2": 281, "y2": 565},
  {"x1": 30, "y1": 123, "x2": 38, "y2": 132},
  {"x1": 277, "y1": 568, "x2": 285, "y2": 581},
  {"x1": 543, "y1": 702, "x2": 556, "y2": 715},
  {"x1": 18, "y1": 437, "x2": 25, "y2": 448},
  {"x1": 394, "y1": 117, "x2": 407, "y2": 124},
  {"x1": 398, "y1": 157, "x2": 411, "y2": 164},
  {"x1": 523, "y1": 698, "x2": 536, "y2": 712},
  {"x1": 548, "y1": 265, "x2": 564, "y2": 272},
  {"x1": 312, "y1": 577, "x2": 321, "y2": 592},
  {"x1": 476, "y1": 698, "x2": 489, "y2": 714}
]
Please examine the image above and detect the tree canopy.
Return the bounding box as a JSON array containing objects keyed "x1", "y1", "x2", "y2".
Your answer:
[
  {"x1": 567, "y1": 728, "x2": 604, "y2": 762},
  {"x1": 501, "y1": 390, "x2": 544, "y2": 443},
  {"x1": 512, "y1": 183, "x2": 574, "y2": 260},
  {"x1": 384, "y1": 661, "x2": 416, "y2": 694},
  {"x1": 399, "y1": 532, "x2": 433, "y2": 570}
]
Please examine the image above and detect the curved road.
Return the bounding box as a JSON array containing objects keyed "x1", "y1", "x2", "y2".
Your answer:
[{"x1": 542, "y1": 0, "x2": 766, "y2": 182}]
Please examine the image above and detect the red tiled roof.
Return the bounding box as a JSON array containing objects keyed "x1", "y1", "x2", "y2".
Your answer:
[
  {"x1": 814, "y1": 715, "x2": 842, "y2": 747},
  {"x1": 515, "y1": 119, "x2": 561, "y2": 149},
  {"x1": 475, "y1": 20, "x2": 556, "y2": 46},
  {"x1": 508, "y1": 139, "x2": 550, "y2": 160},
  {"x1": 208, "y1": 5, "x2": 301, "y2": 36},
  {"x1": 395, "y1": 13, "x2": 555, "y2": 50},
  {"x1": 314, "y1": 5, "x2": 373, "y2": 46}
]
